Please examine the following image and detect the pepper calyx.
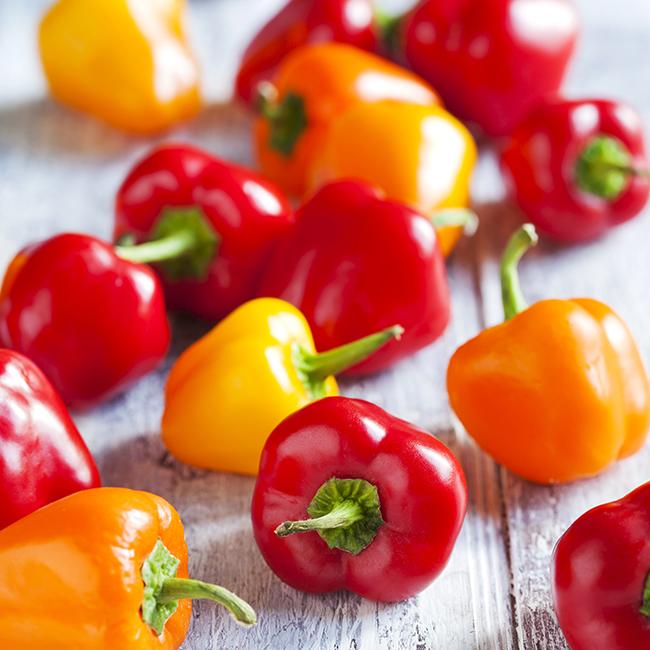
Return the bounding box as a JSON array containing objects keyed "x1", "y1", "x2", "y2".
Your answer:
[
  {"x1": 275, "y1": 477, "x2": 385, "y2": 555},
  {"x1": 256, "y1": 82, "x2": 308, "y2": 157},
  {"x1": 292, "y1": 325, "x2": 404, "y2": 399},
  {"x1": 500, "y1": 224, "x2": 538, "y2": 321},
  {"x1": 641, "y1": 571, "x2": 650, "y2": 618},
  {"x1": 116, "y1": 207, "x2": 219, "y2": 281},
  {"x1": 575, "y1": 135, "x2": 637, "y2": 200},
  {"x1": 141, "y1": 539, "x2": 257, "y2": 636}
]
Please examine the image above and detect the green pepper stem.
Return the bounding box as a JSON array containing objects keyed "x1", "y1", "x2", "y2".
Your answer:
[
  {"x1": 641, "y1": 572, "x2": 650, "y2": 617},
  {"x1": 501, "y1": 224, "x2": 538, "y2": 321},
  {"x1": 275, "y1": 500, "x2": 363, "y2": 537},
  {"x1": 375, "y1": 10, "x2": 403, "y2": 55},
  {"x1": 116, "y1": 230, "x2": 197, "y2": 265},
  {"x1": 296, "y1": 325, "x2": 403, "y2": 387},
  {"x1": 158, "y1": 578, "x2": 257, "y2": 626},
  {"x1": 430, "y1": 208, "x2": 479, "y2": 235}
]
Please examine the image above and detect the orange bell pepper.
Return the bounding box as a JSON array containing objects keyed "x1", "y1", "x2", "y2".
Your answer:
[
  {"x1": 447, "y1": 225, "x2": 650, "y2": 484},
  {"x1": 308, "y1": 101, "x2": 478, "y2": 256},
  {"x1": 0, "y1": 487, "x2": 255, "y2": 648},
  {"x1": 253, "y1": 42, "x2": 439, "y2": 198},
  {"x1": 39, "y1": 0, "x2": 201, "y2": 134}
]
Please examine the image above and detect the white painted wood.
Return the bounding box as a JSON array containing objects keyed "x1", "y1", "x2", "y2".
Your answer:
[{"x1": 0, "y1": 1, "x2": 648, "y2": 648}]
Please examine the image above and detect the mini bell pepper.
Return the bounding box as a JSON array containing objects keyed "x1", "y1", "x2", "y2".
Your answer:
[
  {"x1": 0, "y1": 349, "x2": 100, "y2": 529},
  {"x1": 252, "y1": 396, "x2": 468, "y2": 602},
  {"x1": 39, "y1": 0, "x2": 201, "y2": 134},
  {"x1": 0, "y1": 487, "x2": 255, "y2": 647},
  {"x1": 253, "y1": 42, "x2": 440, "y2": 198},
  {"x1": 258, "y1": 181, "x2": 452, "y2": 375},
  {"x1": 397, "y1": 0, "x2": 579, "y2": 137},
  {"x1": 0, "y1": 233, "x2": 171, "y2": 410},
  {"x1": 501, "y1": 98, "x2": 650, "y2": 242},
  {"x1": 114, "y1": 144, "x2": 294, "y2": 321},
  {"x1": 307, "y1": 101, "x2": 477, "y2": 256},
  {"x1": 236, "y1": 0, "x2": 378, "y2": 105},
  {"x1": 553, "y1": 482, "x2": 650, "y2": 650},
  {"x1": 162, "y1": 297, "x2": 402, "y2": 476},
  {"x1": 447, "y1": 224, "x2": 650, "y2": 484}
]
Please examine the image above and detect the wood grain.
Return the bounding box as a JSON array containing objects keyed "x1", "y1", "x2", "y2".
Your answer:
[{"x1": 0, "y1": 1, "x2": 648, "y2": 648}]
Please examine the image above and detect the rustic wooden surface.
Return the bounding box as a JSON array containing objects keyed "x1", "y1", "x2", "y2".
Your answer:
[{"x1": 1, "y1": 1, "x2": 649, "y2": 648}]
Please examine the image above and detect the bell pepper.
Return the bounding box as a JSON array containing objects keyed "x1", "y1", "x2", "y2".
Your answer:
[
  {"x1": 447, "y1": 224, "x2": 650, "y2": 484},
  {"x1": 552, "y1": 482, "x2": 650, "y2": 650},
  {"x1": 162, "y1": 297, "x2": 402, "y2": 476},
  {"x1": 0, "y1": 233, "x2": 171, "y2": 410},
  {"x1": 258, "y1": 180, "x2": 452, "y2": 375},
  {"x1": 501, "y1": 98, "x2": 650, "y2": 242},
  {"x1": 397, "y1": 0, "x2": 579, "y2": 137},
  {"x1": 307, "y1": 101, "x2": 477, "y2": 256},
  {"x1": 114, "y1": 144, "x2": 294, "y2": 321},
  {"x1": 39, "y1": 0, "x2": 201, "y2": 134},
  {"x1": 251, "y1": 396, "x2": 468, "y2": 601},
  {"x1": 235, "y1": 0, "x2": 378, "y2": 105},
  {"x1": 0, "y1": 349, "x2": 100, "y2": 529},
  {"x1": 0, "y1": 487, "x2": 255, "y2": 647},
  {"x1": 253, "y1": 42, "x2": 440, "y2": 198}
]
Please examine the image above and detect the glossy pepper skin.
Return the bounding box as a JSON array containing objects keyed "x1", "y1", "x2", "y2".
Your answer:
[
  {"x1": 553, "y1": 483, "x2": 650, "y2": 650},
  {"x1": 114, "y1": 144, "x2": 294, "y2": 322},
  {"x1": 0, "y1": 234, "x2": 170, "y2": 410},
  {"x1": 162, "y1": 297, "x2": 402, "y2": 476},
  {"x1": 254, "y1": 42, "x2": 440, "y2": 198},
  {"x1": 308, "y1": 101, "x2": 477, "y2": 256},
  {"x1": 400, "y1": 0, "x2": 579, "y2": 137},
  {"x1": 236, "y1": 0, "x2": 377, "y2": 105},
  {"x1": 39, "y1": 0, "x2": 201, "y2": 134},
  {"x1": 447, "y1": 225, "x2": 650, "y2": 484},
  {"x1": 0, "y1": 350, "x2": 100, "y2": 529},
  {"x1": 252, "y1": 396, "x2": 468, "y2": 602},
  {"x1": 0, "y1": 487, "x2": 255, "y2": 648},
  {"x1": 501, "y1": 98, "x2": 650, "y2": 242},
  {"x1": 259, "y1": 181, "x2": 451, "y2": 375}
]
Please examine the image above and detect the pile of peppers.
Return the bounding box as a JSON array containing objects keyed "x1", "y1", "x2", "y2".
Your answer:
[{"x1": 0, "y1": 0, "x2": 648, "y2": 648}]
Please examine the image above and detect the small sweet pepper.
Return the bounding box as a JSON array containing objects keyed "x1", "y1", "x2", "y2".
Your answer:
[
  {"x1": 0, "y1": 487, "x2": 255, "y2": 647},
  {"x1": 553, "y1": 482, "x2": 650, "y2": 649},
  {"x1": 114, "y1": 144, "x2": 294, "y2": 321},
  {"x1": 252, "y1": 396, "x2": 468, "y2": 602},
  {"x1": 162, "y1": 298, "x2": 402, "y2": 476},
  {"x1": 0, "y1": 349, "x2": 100, "y2": 529},
  {"x1": 39, "y1": 0, "x2": 201, "y2": 134},
  {"x1": 259, "y1": 181, "x2": 452, "y2": 375},
  {"x1": 447, "y1": 224, "x2": 650, "y2": 484}
]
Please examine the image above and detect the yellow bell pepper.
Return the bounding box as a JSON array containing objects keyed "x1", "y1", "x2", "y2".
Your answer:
[
  {"x1": 39, "y1": 0, "x2": 201, "y2": 134},
  {"x1": 162, "y1": 298, "x2": 402, "y2": 475}
]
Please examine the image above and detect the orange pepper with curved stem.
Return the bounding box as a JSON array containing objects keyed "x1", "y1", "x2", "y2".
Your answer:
[
  {"x1": 447, "y1": 225, "x2": 650, "y2": 484},
  {"x1": 39, "y1": 0, "x2": 201, "y2": 134},
  {"x1": 253, "y1": 42, "x2": 440, "y2": 198},
  {"x1": 308, "y1": 101, "x2": 478, "y2": 256},
  {"x1": 0, "y1": 487, "x2": 255, "y2": 648}
]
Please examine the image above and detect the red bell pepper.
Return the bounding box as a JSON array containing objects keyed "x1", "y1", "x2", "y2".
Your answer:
[
  {"x1": 552, "y1": 482, "x2": 650, "y2": 649},
  {"x1": 258, "y1": 180, "x2": 451, "y2": 375},
  {"x1": 0, "y1": 234, "x2": 170, "y2": 410},
  {"x1": 398, "y1": 0, "x2": 579, "y2": 137},
  {"x1": 252, "y1": 396, "x2": 468, "y2": 602},
  {"x1": 0, "y1": 349, "x2": 100, "y2": 528},
  {"x1": 114, "y1": 144, "x2": 294, "y2": 321},
  {"x1": 501, "y1": 98, "x2": 650, "y2": 242},
  {"x1": 235, "y1": 0, "x2": 377, "y2": 105}
]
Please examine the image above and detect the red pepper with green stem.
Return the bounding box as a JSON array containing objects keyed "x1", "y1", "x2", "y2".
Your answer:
[
  {"x1": 553, "y1": 482, "x2": 650, "y2": 649},
  {"x1": 0, "y1": 349, "x2": 100, "y2": 528},
  {"x1": 252, "y1": 396, "x2": 468, "y2": 601},
  {"x1": 501, "y1": 98, "x2": 650, "y2": 242},
  {"x1": 235, "y1": 0, "x2": 377, "y2": 105},
  {"x1": 114, "y1": 144, "x2": 294, "y2": 321}
]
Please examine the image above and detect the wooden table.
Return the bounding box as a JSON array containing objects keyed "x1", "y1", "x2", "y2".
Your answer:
[{"x1": 1, "y1": 1, "x2": 648, "y2": 647}]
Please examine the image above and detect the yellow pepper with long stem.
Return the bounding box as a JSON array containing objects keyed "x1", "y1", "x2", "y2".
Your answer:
[{"x1": 162, "y1": 298, "x2": 402, "y2": 476}]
